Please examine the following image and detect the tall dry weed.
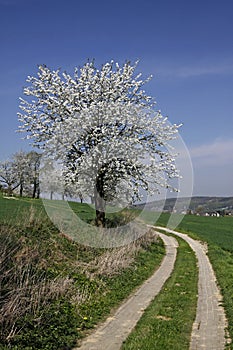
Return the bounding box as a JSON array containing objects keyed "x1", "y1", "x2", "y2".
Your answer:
[
  {"x1": 85, "y1": 228, "x2": 158, "y2": 278},
  {"x1": 0, "y1": 224, "x2": 75, "y2": 343}
]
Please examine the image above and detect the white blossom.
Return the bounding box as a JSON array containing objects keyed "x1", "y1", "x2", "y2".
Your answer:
[{"x1": 18, "y1": 60, "x2": 181, "y2": 225}]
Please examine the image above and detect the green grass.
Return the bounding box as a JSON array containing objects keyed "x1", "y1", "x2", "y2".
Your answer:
[
  {"x1": 178, "y1": 214, "x2": 233, "y2": 252},
  {"x1": 121, "y1": 235, "x2": 198, "y2": 350},
  {"x1": 0, "y1": 196, "x2": 46, "y2": 230},
  {"x1": 0, "y1": 196, "x2": 136, "y2": 227}
]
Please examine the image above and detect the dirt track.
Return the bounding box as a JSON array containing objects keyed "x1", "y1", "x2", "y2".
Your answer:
[{"x1": 74, "y1": 233, "x2": 178, "y2": 350}]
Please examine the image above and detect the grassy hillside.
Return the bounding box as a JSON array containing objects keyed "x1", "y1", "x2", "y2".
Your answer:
[{"x1": 0, "y1": 195, "x2": 165, "y2": 350}]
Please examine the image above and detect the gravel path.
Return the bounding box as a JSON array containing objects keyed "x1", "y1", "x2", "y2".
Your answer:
[
  {"x1": 73, "y1": 233, "x2": 178, "y2": 350},
  {"x1": 156, "y1": 227, "x2": 229, "y2": 350}
]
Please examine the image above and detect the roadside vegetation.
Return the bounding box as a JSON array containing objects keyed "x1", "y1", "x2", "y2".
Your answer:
[
  {"x1": 0, "y1": 195, "x2": 165, "y2": 350},
  {"x1": 177, "y1": 215, "x2": 233, "y2": 349}
]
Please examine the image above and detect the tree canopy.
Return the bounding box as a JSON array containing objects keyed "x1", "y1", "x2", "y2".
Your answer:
[{"x1": 18, "y1": 60, "x2": 181, "y2": 225}]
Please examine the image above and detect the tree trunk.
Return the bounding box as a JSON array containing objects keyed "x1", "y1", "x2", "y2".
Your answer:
[
  {"x1": 94, "y1": 177, "x2": 106, "y2": 226},
  {"x1": 95, "y1": 209, "x2": 106, "y2": 227},
  {"x1": 32, "y1": 178, "x2": 37, "y2": 198},
  {"x1": 7, "y1": 186, "x2": 12, "y2": 196},
  {"x1": 20, "y1": 183, "x2": 23, "y2": 197}
]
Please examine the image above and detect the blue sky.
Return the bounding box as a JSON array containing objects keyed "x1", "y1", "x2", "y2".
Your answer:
[{"x1": 0, "y1": 0, "x2": 233, "y2": 196}]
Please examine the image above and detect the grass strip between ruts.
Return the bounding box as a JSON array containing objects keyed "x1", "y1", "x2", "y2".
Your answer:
[{"x1": 121, "y1": 234, "x2": 198, "y2": 350}]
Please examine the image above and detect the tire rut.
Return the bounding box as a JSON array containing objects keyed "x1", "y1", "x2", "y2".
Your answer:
[{"x1": 156, "y1": 227, "x2": 229, "y2": 350}]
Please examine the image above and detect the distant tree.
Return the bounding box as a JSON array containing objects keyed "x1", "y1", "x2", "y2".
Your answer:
[
  {"x1": 40, "y1": 160, "x2": 85, "y2": 201},
  {"x1": 195, "y1": 205, "x2": 204, "y2": 215},
  {"x1": 18, "y1": 60, "x2": 181, "y2": 226},
  {"x1": 0, "y1": 151, "x2": 41, "y2": 198},
  {"x1": 40, "y1": 160, "x2": 64, "y2": 200},
  {"x1": 0, "y1": 160, "x2": 19, "y2": 195},
  {"x1": 13, "y1": 151, "x2": 31, "y2": 197},
  {"x1": 27, "y1": 151, "x2": 41, "y2": 198}
]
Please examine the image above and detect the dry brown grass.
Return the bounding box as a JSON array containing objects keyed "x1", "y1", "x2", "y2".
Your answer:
[
  {"x1": 85, "y1": 228, "x2": 158, "y2": 278},
  {"x1": 0, "y1": 225, "x2": 75, "y2": 342}
]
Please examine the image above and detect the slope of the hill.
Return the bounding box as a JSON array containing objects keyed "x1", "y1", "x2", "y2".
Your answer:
[{"x1": 135, "y1": 196, "x2": 233, "y2": 213}]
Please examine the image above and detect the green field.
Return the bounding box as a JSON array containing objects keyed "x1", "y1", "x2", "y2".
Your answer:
[{"x1": 178, "y1": 214, "x2": 233, "y2": 252}]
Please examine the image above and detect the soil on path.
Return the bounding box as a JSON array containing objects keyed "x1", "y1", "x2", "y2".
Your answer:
[
  {"x1": 157, "y1": 227, "x2": 229, "y2": 350},
  {"x1": 73, "y1": 233, "x2": 178, "y2": 350}
]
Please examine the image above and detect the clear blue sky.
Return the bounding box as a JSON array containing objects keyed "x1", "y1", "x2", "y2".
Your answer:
[{"x1": 0, "y1": 0, "x2": 233, "y2": 196}]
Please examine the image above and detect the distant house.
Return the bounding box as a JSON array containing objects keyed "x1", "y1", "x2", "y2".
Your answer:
[{"x1": 211, "y1": 212, "x2": 220, "y2": 217}]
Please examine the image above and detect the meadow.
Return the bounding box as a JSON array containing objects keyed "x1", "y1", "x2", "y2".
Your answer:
[{"x1": 0, "y1": 194, "x2": 233, "y2": 349}]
